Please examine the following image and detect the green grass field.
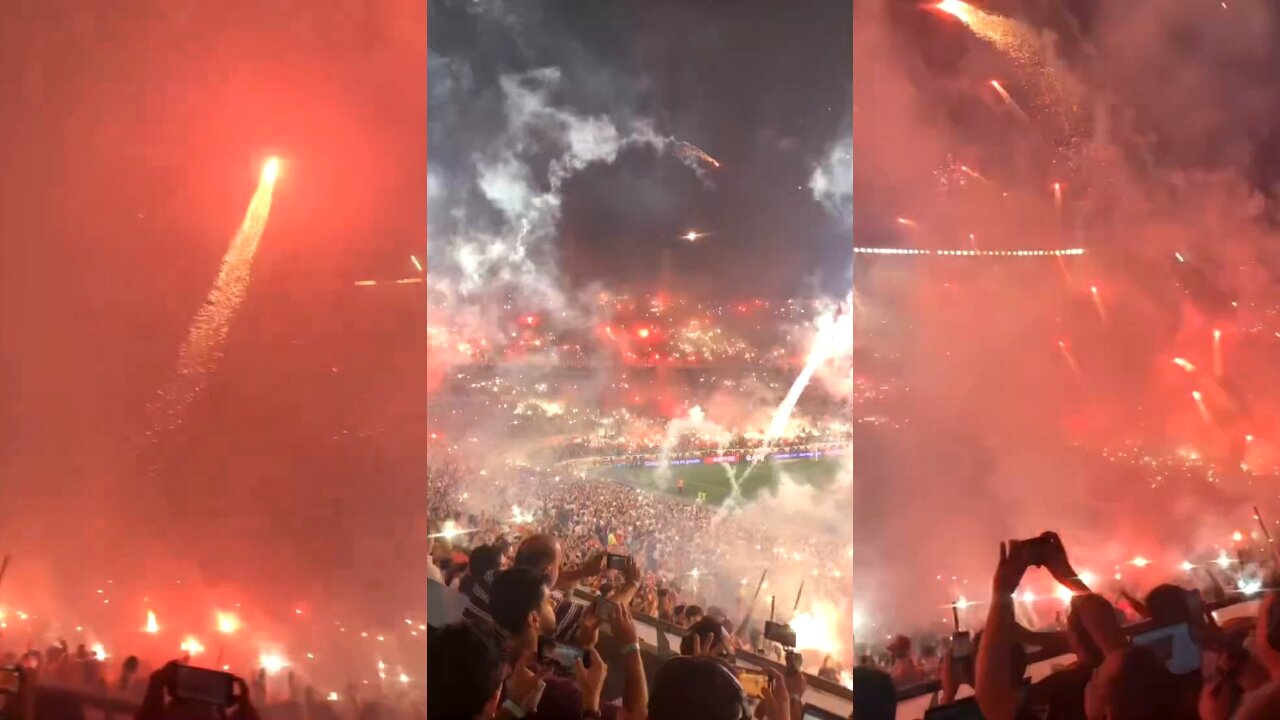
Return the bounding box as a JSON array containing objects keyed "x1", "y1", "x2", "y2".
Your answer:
[{"x1": 588, "y1": 456, "x2": 842, "y2": 505}]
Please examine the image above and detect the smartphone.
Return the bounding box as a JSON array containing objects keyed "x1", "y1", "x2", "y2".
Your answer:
[
  {"x1": 764, "y1": 621, "x2": 797, "y2": 649},
  {"x1": 737, "y1": 669, "x2": 769, "y2": 699},
  {"x1": 950, "y1": 631, "x2": 973, "y2": 660},
  {"x1": 169, "y1": 665, "x2": 236, "y2": 707},
  {"x1": 606, "y1": 553, "x2": 629, "y2": 572},
  {"x1": 594, "y1": 596, "x2": 617, "y2": 623},
  {"x1": 1132, "y1": 622, "x2": 1201, "y2": 674},
  {"x1": 537, "y1": 637, "x2": 586, "y2": 670},
  {"x1": 923, "y1": 698, "x2": 985, "y2": 720},
  {"x1": 0, "y1": 667, "x2": 20, "y2": 695}
]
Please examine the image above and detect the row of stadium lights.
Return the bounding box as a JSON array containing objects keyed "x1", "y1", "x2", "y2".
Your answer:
[{"x1": 853, "y1": 248, "x2": 1086, "y2": 256}]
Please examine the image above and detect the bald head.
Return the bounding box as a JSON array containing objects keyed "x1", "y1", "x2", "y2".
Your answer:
[{"x1": 516, "y1": 534, "x2": 563, "y2": 588}]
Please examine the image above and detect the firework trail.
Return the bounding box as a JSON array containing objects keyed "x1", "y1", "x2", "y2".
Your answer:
[
  {"x1": 723, "y1": 298, "x2": 851, "y2": 500},
  {"x1": 1058, "y1": 341, "x2": 1082, "y2": 379},
  {"x1": 989, "y1": 80, "x2": 1030, "y2": 122},
  {"x1": 675, "y1": 141, "x2": 722, "y2": 169},
  {"x1": 937, "y1": 1, "x2": 1081, "y2": 126},
  {"x1": 148, "y1": 158, "x2": 281, "y2": 435}
]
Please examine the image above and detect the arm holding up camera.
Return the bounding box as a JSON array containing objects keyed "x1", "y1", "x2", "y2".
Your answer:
[
  {"x1": 557, "y1": 551, "x2": 607, "y2": 591},
  {"x1": 975, "y1": 542, "x2": 1028, "y2": 720},
  {"x1": 607, "y1": 556, "x2": 643, "y2": 607},
  {"x1": 612, "y1": 603, "x2": 648, "y2": 720}
]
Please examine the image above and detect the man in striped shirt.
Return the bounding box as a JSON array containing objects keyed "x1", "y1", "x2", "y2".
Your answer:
[{"x1": 464, "y1": 533, "x2": 616, "y2": 643}]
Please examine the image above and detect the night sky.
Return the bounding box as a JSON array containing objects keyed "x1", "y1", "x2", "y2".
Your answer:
[
  {"x1": 0, "y1": 0, "x2": 427, "y2": 626},
  {"x1": 428, "y1": 0, "x2": 853, "y2": 303}
]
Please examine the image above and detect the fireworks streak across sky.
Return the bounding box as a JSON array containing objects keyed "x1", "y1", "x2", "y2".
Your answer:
[{"x1": 149, "y1": 158, "x2": 281, "y2": 435}]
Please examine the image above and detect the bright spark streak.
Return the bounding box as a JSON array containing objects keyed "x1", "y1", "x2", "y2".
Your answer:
[
  {"x1": 1180, "y1": 561, "x2": 1195, "y2": 572},
  {"x1": 1213, "y1": 329, "x2": 1224, "y2": 377},
  {"x1": 1172, "y1": 358, "x2": 1196, "y2": 372},
  {"x1": 410, "y1": 255, "x2": 423, "y2": 273},
  {"x1": 259, "y1": 653, "x2": 289, "y2": 675},
  {"x1": 151, "y1": 157, "x2": 279, "y2": 433},
  {"x1": 1192, "y1": 391, "x2": 1212, "y2": 423},
  {"x1": 1130, "y1": 556, "x2": 1151, "y2": 568},
  {"x1": 262, "y1": 157, "x2": 281, "y2": 184},
  {"x1": 1216, "y1": 550, "x2": 1232, "y2": 568},
  {"x1": 1090, "y1": 286, "x2": 1107, "y2": 322},
  {"x1": 935, "y1": 0, "x2": 976, "y2": 23},
  {"x1": 896, "y1": 217, "x2": 918, "y2": 227},
  {"x1": 1175, "y1": 252, "x2": 1186, "y2": 263},
  {"x1": 1053, "y1": 182, "x2": 1063, "y2": 209},
  {"x1": 144, "y1": 610, "x2": 159, "y2": 634},
  {"x1": 217, "y1": 611, "x2": 240, "y2": 635}
]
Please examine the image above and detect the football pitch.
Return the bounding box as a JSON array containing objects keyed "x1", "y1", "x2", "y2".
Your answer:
[{"x1": 588, "y1": 456, "x2": 844, "y2": 505}]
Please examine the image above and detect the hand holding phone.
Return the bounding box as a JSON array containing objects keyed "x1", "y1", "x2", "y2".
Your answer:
[
  {"x1": 738, "y1": 669, "x2": 770, "y2": 699},
  {"x1": 606, "y1": 553, "x2": 629, "y2": 572}
]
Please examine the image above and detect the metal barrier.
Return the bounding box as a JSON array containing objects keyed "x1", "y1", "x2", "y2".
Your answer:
[
  {"x1": 892, "y1": 593, "x2": 1262, "y2": 715},
  {"x1": 570, "y1": 588, "x2": 853, "y2": 717}
]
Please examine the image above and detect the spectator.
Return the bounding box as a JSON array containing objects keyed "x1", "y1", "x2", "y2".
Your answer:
[
  {"x1": 886, "y1": 636, "x2": 923, "y2": 687},
  {"x1": 647, "y1": 656, "x2": 790, "y2": 720},
  {"x1": 1229, "y1": 589, "x2": 1280, "y2": 719},
  {"x1": 679, "y1": 617, "x2": 733, "y2": 660},
  {"x1": 683, "y1": 606, "x2": 705, "y2": 627},
  {"x1": 851, "y1": 666, "x2": 895, "y2": 720},
  {"x1": 427, "y1": 622, "x2": 505, "y2": 720},
  {"x1": 488, "y1": 566, "x2": 611, "y2": 719}
]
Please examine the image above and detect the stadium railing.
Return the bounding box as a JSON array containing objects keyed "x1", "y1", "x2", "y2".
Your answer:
[
  {"x1": 569, "y1": 587, "x2": 853, "y2": 717},
  {"x1": 892, "y1": 593, "x2": 1262, "y2": 708}
]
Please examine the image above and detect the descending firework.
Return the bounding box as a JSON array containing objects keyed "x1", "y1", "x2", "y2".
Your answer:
[
  {"x1": 1053, "y1": 182, "x2": 1063, "y2": 211},
  {"x1": 1213, "y1": 329, "x2": 1224, "y2": 378},
  {"x1": 1172, "y1": 358, "x2": 1197, "y2": 373},
  {"x1": 410, "y1": 254, "x2": 424, "y2": 274},
  {"x1": 935, "y1": 2, "x2": 1080, "y2": 126},
  {"x1": 1090, "y1": 286, "x2": 1107, "y2": 323},
  {"x1": 144, "y1": 610, "x2": 160, "y2": 634},
  {"x1": 1192, "y1": 391, "x2": 1212, "y2": 423},
  {"x1": 988, "y1": 80, "x2": 1029, "y2": 121},
  {"x1": 1058, "y1": 341, "x2": 1082, "y2": 379},
  {"x1": 148, "y1": 157, "x2": 281, "y2": 435},
  {"x1": 674, "y1": 141, "x2": 722, "y2": 169}
]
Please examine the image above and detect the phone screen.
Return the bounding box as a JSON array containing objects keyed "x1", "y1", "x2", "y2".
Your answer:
[
  {"x1": 539, "y1": 638, "x2": 585, "y2": 669},
  {"x1": 606, "y1": 554, "x2": 629, "y2": 571},
  {"x1": 801, "y1": 705, "x2": 845, "y2": 720},
  {"x1": 737, "y1": 670, "x2": 769, "y2": 699},
  {"x1": 1132, "y1": 622, "x2": 1201, "y2": 674},
  {"x1": 170, "y1": 665, "x2": 235, "y2": 707},
  {"x1": 951, "y1": 632, "x2": 973, "y2": 659}
]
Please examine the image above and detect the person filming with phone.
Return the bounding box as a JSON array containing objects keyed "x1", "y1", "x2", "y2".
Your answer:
[{"x1": 488, "y1": 566, "x2": 647, "y2": 720}]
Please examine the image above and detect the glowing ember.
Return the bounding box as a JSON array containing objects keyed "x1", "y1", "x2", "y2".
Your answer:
[
  {"x1": 180, "y1": 636, "x2": 205, "y2": 656},
  {"x1": 259, "y1": 653, "x2": 289, "y2": 675},
  {"x1": 216, "y1": 611, "x2": 240, "y2": 634},
  {"x1": 1130, "y1": 556, "x2": 1151, "y2": 568}
]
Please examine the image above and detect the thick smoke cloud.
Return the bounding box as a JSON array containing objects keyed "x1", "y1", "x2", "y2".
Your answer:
[{"x1": 853, "y1": 0, "x2": 1280, "y2": 633}]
